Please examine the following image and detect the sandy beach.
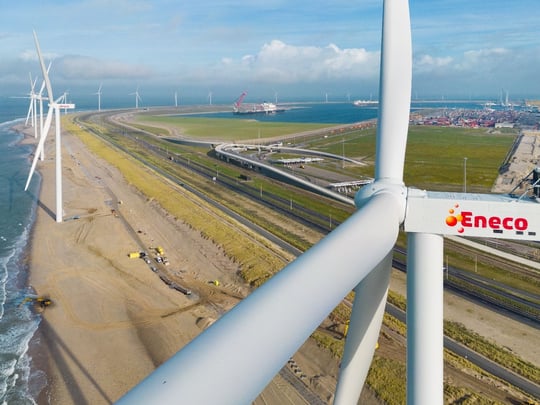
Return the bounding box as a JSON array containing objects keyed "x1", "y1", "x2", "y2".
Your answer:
[
  {"x1": 23, "y1": 122, "x2": 347, "y2": 404},
  {"x1": 25, "y1": 127, "x2": 250, "y2": 404}
]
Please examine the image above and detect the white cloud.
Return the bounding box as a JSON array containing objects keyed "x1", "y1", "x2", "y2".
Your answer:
[
  {"x1": 457, "y1": 48, "x2": 509, "y2": 70},
  {"x1": 208, "y1": 40, "x2": 380, "y2": 84},
  {"x1": 415, "y1": 54, "x2": 453, "y2": 72},
  {"x1": 413, "y1": 47, "x2": 512, "y2": 76}
]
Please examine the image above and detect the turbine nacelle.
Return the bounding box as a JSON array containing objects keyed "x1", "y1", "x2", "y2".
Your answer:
[
  {"x1": 405, "y1": 189, "x2": 540, "y2": 240},
  {"x1": 355, "y1": 179, "x2": 408, "y2": 223}
]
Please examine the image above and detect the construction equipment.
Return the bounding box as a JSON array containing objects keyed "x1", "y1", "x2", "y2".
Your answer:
[{"x1": 20, "y1": 296, "x2": 52, "y2": 309}]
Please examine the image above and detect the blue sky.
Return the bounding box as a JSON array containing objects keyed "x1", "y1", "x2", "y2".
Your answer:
[{"x1": 1, "y1": 0, "x2": 539, "y2": 104}]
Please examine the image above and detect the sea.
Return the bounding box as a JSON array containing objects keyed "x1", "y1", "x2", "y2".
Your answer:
[{"x1": 0, "y1": 94, "x2": 488, "y2": 404}]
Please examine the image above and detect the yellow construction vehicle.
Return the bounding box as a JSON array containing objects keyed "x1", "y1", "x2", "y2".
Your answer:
[{"x1": 20, "y1": 296, "x2": 52, "y2": 309}]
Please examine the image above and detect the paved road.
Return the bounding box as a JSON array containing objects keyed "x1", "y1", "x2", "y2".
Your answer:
[{"x1": 385, "y1": 303, "x2": 540, "y2": 399}]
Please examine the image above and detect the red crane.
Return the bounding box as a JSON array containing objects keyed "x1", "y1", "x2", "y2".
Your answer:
[{"x1": 234, "y1": 91, "x2": 248, "y2": 111}]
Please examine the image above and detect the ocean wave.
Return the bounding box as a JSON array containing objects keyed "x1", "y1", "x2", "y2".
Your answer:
[
  {"x1": 0, "y1": 137, "x2": 42, "y2": 404},
  {"x1": 0, "y1": 119, "x2": 24, "y2": 131}
]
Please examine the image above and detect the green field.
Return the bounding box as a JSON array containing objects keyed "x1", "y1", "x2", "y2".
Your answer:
[
  {"x1": 135, "y1": 115, "x2": 332, "y2": 141},
  {"x1": 135, "y1": 114, "x2": 517, "y2": 192},
  {"x1": 306, "y1": 125, "x2": 516, "y2": 192}
]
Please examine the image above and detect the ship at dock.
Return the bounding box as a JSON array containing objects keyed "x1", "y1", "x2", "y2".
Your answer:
[
  {"x1": 353, "y1": 99, "x2": 378, "y2": 107},
  {"x1": 233, "y1": 91, "x2": 286, "y2": 115}
]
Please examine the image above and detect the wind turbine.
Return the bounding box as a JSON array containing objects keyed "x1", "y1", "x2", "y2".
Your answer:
[
  {"x1": 25, "y1": 31, "x2": 75, "y2": 223},
  {"x1": 174, "y1": 90, "x2": 178, "y2": 107},
  {"x1": 94, "y1": 83, "x2": 102, "y2": 111},
  {"x1": 24, "y1": 73, "x2": 38, "y2": 133},
  {"x1": 130, "y1": 87, "x2": 142, "y2": 109},
  {"x1": 61, "y1": 90, "x2": 70, "y2": 114},
  {"x1": 208, "y1": 90, "x2": 212, "y2": 105},
  {"x1": 117, "y1": 1, "x2": 540, "y2": 404}
]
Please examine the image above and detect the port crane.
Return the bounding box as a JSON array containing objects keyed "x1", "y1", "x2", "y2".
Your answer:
[{"x1": 233, "y1": 91, "x2": 248, "y2": 112}]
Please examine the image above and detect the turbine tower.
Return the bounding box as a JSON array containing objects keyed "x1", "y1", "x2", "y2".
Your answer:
[
  {"x1": 25, "y1": 31, "x2": 75, "y2": 223},
  {"x1": 116, "y1": 1, "x2": 540, "y2": 403}
]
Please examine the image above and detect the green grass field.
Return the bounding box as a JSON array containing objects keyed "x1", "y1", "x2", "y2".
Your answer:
[
  {"x1": 136, "y1": 115, "x2": 516, "y2": 192},
  {"x1": 136, "y1": 115, "x2": 332, "y2": 141},
  {"x1": 298, "y1": 125, "x2": 516, "y2": 192}
]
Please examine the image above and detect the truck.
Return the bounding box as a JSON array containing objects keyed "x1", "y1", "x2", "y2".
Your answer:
[
  {"x1": 156, "y1": 246, "x2": 164, "y2": 255},
  {"x1": 128, "y1": 252, "x2": 140, "y2": 259}
]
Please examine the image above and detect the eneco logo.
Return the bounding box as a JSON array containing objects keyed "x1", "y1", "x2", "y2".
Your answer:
[{"x1": 445, "y1": 203, "x2": 533, "y2": 236}]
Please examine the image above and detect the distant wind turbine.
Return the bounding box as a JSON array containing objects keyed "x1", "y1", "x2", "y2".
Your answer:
[
  {"x1": 129, "y1": 87, "x2": 142, "y2": 109},
  {"x1": 208, "y1": 90, "x2": 212, "y2": 105},
  {"x1": 24, "y1": 73, "x2": 38, "y2": 132},
  {"x1": 94, "y1": 83, "x2": 102, "y2": 111},
  {"x1": 174, "y1": 91, "x2": 178, "y2": 107},
  {"x1": 25, "y1": 31, "x2": 75, "y2": 223},
  {"x1": 61, "y1": 91, "x2": 70, "y2": 114}
]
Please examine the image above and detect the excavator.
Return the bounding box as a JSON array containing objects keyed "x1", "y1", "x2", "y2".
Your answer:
[{"x1": 20, "y1": 295, "x2": 53, "y2": 309}]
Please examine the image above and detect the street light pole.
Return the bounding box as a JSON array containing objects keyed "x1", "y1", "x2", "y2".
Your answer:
[
  {"x1": 342, "y1": 137, "x2": 345, "y2": 169},
  {"x1": 463, "y1": 157, "x2": 468, "y2": 193}
]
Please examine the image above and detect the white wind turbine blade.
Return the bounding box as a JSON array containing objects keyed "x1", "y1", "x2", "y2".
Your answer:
[
  {"x1": 25, "y1": 96, "x2": 33, "y2": 127},
  {"x1": 116, "y1": 192, "x2": 403, "y2": 405},
  {"x1": 24, "y1": 104, "x2": 54, "y2": 191},
  {"x1": 24, "y1": 93, "x2": 62, "y2": 191},
  {"x1": 375, "y1": 0, "x2": 412, "y2": 184},
  {"x1": 37, "y1": 70, "x2": 49, "y2": 160},
  {"x1": 335, "y1": 1, "x2": 412, "y2": 403},
  {"x1": 33, "y1": 31, "x2": 54, "y2": 104},
  {"x1": 334, "y1": 254, "x2": 392, "y2": 404}
]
